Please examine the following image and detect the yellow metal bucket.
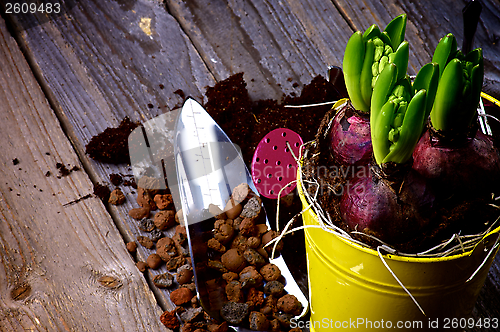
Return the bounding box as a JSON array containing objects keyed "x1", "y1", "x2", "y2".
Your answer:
[{"x1": 298, "y1": 176, "x2": 500, "y2": 331}]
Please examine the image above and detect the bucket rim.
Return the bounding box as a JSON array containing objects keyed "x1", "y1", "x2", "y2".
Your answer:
[{"x1": 297, "y1": 171, "x2": 500, "y2": 263}]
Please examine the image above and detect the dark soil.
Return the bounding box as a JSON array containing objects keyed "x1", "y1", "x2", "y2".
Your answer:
[
  {"x1": 109, "y1": 173, "x2": 123, "y2": 186},
  {"x1": 56, "y1": 162, "x2": 70, "y2": 176},
  {"x1": 93, "y1": 183, "x2": 111, "y2": 202},
  {"x1": 55, "y1": 162, "x2": 80, "y2": 177},
  {"x1": 85, "y1": 117, "x2": 139, "y2": 164}
]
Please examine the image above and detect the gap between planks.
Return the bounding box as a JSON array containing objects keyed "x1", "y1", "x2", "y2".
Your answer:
[{"x1": 0, "y1": 12, "x2": 170, "y2": 331}]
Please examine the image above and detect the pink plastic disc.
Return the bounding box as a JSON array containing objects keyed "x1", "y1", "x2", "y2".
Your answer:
[{"x1": 251, "y1": 128, "x2": 303, "y2": 199}]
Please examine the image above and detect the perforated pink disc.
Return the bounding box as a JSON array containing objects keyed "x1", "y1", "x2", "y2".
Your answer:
[{"x1": 251, "y1": 128, "x2": 303, "y2": 199}]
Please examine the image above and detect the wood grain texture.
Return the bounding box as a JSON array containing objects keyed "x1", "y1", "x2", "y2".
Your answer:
[
  {"x1": 2, "y1": 0, "x2": 217, "y2": 310},
  {"x1": 166, "y1": 0, "x2": 353, "y2": 101},
  {"x1": 472, "y1": 261, "x2": 500, "y2": 326},
  {"x1": 167, "y1": 0, "x2": 500, "y2": 100},
  {"x1": 0, "y1": 16, "x2": 168, "y2": 331},
  {"x1": 2, "y1": 0, "x2": 499, "y2": 329}
]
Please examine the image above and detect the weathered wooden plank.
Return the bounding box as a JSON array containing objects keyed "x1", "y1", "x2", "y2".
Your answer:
[
  {"x1": 0, "y1": 15, "x2": 168, "y2": 331},
  {"x1": 167, "y1": 0, "x2": 500, "y2": 100},
  {"x1": 471, "y1": 261, "x2": 500, "y2": 327},
  {"x1": 2, "y1": 0, "x2": 217, "y2": 311},
  {"x1": 166, "y1": 0, "x2": 353, "y2": 101}
]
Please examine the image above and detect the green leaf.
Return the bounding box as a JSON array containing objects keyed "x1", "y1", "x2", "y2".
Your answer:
[
  {"x1": 465, "y1": 48, "x2": 483, "y2": 64},
  {"x1": 431, "y1": 33, "x2": 457, "y2": 78},
  {"x1": 383, "y1": 89, "x2": 427, "y2": 164},
  {"x1": 343, "y1": 31, "x2": 369, "y2": 112},
  {"x1": 413, "y1": 62, "x2": 439, "y2": 119},
  {"x1": 383, "y1": 13, "x2": 407, "y2": 50},
  {"x1": 360, "y1": 40, "x2": 376, "y2": 108},
  {"x1": 372, "y1": 101, "x2": 396, "y2": 164},
  {"x1": 371, "y1": 63, "x2": 398, "y2": 124},
  {"x1": 363, "y1": 24, "x2": 381, "y2": 42},
  {"x1": 379, "y1": 31, "x2": 393, "y2": 47},
  {"x1": 464, "y1": 61, "x2": 483, "y2": 126},
  {"x1": 390, "y1": 41, "x2": 409, "y2": 81}
]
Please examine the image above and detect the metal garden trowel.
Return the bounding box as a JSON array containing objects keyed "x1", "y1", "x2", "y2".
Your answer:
[{"x1": 172, "y1": 98, "x2": 308, "y2": 330}]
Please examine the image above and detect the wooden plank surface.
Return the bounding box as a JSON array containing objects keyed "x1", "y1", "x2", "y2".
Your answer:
[
  {"x1": 1, "y1": 0, "x2": 500, "y2": 330},
  {"x1": 167, "y1": 0, "x2": 500, "y2": 99},
  {"x1": 1, "y1": 0, "x2": 217, "y2": 311},
  {"x1": 166, "y1": 0, "x2": 352, "y2": 101},
  {"x1": 0, "y1": 15, "x2": 168, "y2": 332}
]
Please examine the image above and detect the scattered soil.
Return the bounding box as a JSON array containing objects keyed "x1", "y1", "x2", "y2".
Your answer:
[
  {"x1": 93, "y1": 183, "x2": 111, "y2": 202},
  {"x1": 126, "y1": 241, "x2": 137, "y2": 253},
  {"x1": 109, "y1": 173, "x2": 123, "y2": 186},
  {"x1": 108, "y1": 188, "x2": 126, "y2": 205},
  {"x1": 56, "y1": 162, "x2": 70, "y2": 176},
  {"x1": 55, "y1": 162, "x2": 80, "y2": 177},
  {"x1": 123, "y1": 176, "x2": 137, "y2": 188},
  {"x1": 160, "y1": 310, "x2": 180, "y2": 330},
  {"x1": 85, "y1": 117, "x2": 139, "y2": 164},
  {"x1": 154, "y1": 272, "x2": 175, "y2": 288}
]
